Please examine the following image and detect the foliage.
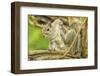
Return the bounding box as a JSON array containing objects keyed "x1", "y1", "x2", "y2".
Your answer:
[{"x1": 28, "y1": 16, "x2": 49, "y2": 50}]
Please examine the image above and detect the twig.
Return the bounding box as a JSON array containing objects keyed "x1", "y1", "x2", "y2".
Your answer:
[{"x1": 29, "y1": 16, "x2": 44, "y2": 28}]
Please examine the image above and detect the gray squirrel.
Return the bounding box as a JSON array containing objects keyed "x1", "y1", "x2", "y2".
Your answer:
[
  {"x1": 42, "y1": 19, "x2": 65, "y2": 52},
  {"x1": 42, "y1": 19, "x2": 82, "y2": 55}
]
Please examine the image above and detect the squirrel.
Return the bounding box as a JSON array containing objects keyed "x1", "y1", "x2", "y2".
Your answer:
[{"x1": 42, "y1": 18, "x2": 81, "y2": 56}]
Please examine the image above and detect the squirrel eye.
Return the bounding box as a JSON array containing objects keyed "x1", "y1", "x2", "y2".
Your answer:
[{"x1": 47, "y1": 28, "x2": 49, "y2": 31}]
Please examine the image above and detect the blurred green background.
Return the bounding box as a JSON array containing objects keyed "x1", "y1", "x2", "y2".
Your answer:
[{"x1": 28, "y1": 16, "x2": 49, "y2": 51}]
